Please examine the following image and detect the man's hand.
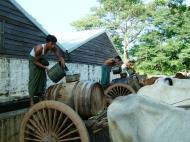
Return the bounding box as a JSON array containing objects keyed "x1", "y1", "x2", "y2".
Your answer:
[
  {"x1": 60, "y1": 57, "x2": 65, "y2": 68},
  {"x1": 45, "y1": 67, "x2": 49, "y2": 73}
]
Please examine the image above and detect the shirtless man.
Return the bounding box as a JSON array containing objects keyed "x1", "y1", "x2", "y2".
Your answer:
[{"x1": 28, "y1": 35, "x2": 65, "y2": 106}]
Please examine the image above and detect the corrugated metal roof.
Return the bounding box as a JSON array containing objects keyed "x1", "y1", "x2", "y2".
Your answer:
[
  {"x1": 60, "y1": 29, "x2": 106, "y2": 53},
  {"x1": 10, "y1": 0, "x2": 66, "y2": 52}
]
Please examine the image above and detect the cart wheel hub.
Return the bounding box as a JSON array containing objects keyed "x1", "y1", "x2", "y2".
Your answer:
[{"x1": 42, "y1": 135, "x2": 57, "y2": 142}]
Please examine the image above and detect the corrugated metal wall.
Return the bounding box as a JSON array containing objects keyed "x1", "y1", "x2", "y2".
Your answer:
[{"x1": 0, "y1": 109, "x2": 27, "y2": 142}]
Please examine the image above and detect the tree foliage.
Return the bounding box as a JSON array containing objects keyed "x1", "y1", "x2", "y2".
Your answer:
[
  {"x1": 130, "y1": 0, "x2": 190, "y2": 75},
  {"x1": 71, "y1": 0, "x2": 147, "y2": 58},
  {"x1": 71, "y1": 0, "x2": 190, "y2": 75}
]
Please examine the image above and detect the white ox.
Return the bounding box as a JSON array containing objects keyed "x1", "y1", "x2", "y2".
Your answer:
[
  {"x1": 137, "y1": 77, "x2": 190, "y2": 106},
  {"x1": 155, "y1": 77, "x2": 190, "y2": 88},
  {"x1": 108, "y1": 95, "x2": 190, "y2": 142}
]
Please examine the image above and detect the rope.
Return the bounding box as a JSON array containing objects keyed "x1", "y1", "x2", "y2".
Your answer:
[{"x1": 171, "y1": 97, "x2": 190, "y2": 105}]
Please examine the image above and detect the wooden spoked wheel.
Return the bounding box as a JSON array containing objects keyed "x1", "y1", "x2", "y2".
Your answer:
[
  {"x1": 105, "y1": 83, "x2": 135, "y2": 100},
  {"x1": 20, "y1": 100, "x2": 89, "y2": 142}
]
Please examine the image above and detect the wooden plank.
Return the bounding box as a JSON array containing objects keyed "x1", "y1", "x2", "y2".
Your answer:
[
  {"x1": 0, "y1": 1, "x2": 21, "y2": 12},
  {"x1": 68, "y1": 42, "x2": 117, "y2": 65},
  {"x1": 0, "y1": 10, "x2": 33, "y2": 26},
  {"x1": 71, "y1": 48, "x2": 115, "y2": 57},
  {"x1": 5, "y1": 44, "x2": 31, "y2": 54},
  {"x1": 3, "y1": 45, "x2": 57, "y2": 60},
  {"x1": 0, "y1": 15, "x2": 40, "y2": 32},
  {"x1": 5, "y1": 41, "x2": 63, "y2": 58},
  {"x1": 0, "y1": 5, "x2": 27, "y2": 19},
  {"x1": 5, "y1": 41, "x2": 58, "y2": 55},
  {"x1": 5, "y1": 23, "x2": 45, "y2": 37},
  {"x1": 5, "y1": 39, "x2": 33, "y2": 47},
  {"x1": 4, "y1": 49, "x2": 29, "y2": 57},
  {"x1": 0, "y1": 109, "x2": 27, "y2": 119},
  {"x1": 0, "y1": 21, "x2": 4, "y2": 49},
  {"x1": 5, "y1": 34, "x2": 44, "y2": 45},
  {"x1": 0, "y1": 0, "x2": 47, "y2": 40},
  {"x1": 0, "y1": 109, "x2": 27, "y2": 142},
  {"x1": 5, "y1": 29, "x2": 45, "y2": 43},
  {"x1": 0, "y1": 0, "x2": 35, "y2": 26},
  {"x1": 74, "y1": 47, "x2": 113, "y2": 56},
  {"x1": 68, "y1": 55, "x2": 104, "y2": 65},
  {"x1": 69, "y1": 54, "x2": 108, "y2": 63},
  {"x1": 0, "y1": 53, "x2": 27, "y2": 59}
]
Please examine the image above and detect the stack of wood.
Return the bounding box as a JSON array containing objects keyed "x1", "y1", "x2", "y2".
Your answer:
[{"x1": 84, "y1": 110, "x2": 111, "y2": 142}]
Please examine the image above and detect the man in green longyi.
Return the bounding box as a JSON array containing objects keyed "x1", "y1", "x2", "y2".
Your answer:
[
  {"x1": 100, "y1": 56, "x2": 122, "y2": 89},
  {"x1": 28, "y1": 35, "x2": 65, "y2": 106}
]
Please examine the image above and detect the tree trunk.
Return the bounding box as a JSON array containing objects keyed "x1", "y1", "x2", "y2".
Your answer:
[{"x1": 124, "y1": 38, "x2": 129, "y2": 63}]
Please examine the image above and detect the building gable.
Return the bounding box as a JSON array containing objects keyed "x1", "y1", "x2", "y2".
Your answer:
[{"x1": 68, "y1": 33, "x2": 119, "y2": 65}]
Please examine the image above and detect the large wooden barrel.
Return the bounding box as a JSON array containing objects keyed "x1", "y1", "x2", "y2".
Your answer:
[
  {"x1": 73, "y1": 81, "x2": 106, "y2": 119},
  {"x1": 47, "y1": 62, "x2": 68, "y2": 83},
  {"x1": 45, "y1": 81, "x2": 106, "y2": 119},
  {"x1": 45, "y1": 82, "x2": 76, "y2": 107}
]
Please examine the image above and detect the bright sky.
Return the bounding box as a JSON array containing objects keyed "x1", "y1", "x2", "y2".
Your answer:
[
  {"x1": 15, "y1": 0, "x2": 190, "y2": 41},
  {"x1": 15, "y1": 0, "x2": 99, "y2": 40},
  {"x1": 187, "y1": 0, "x2": 190, "y2": 5}
]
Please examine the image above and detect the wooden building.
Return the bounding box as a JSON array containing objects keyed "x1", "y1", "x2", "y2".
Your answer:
[
  {"x1": 0, "y1": 0, "x2": 66, "y2": 100},
  {"x1": 0, "y1": 0, "x2": 119, "y2": 100},
  {"x1": 61, "y1": 29, "x2": 118, "y2": 65},
  {"x1": 0, "y1": 0, "x2": 66, "y2": 58},
  {"x1": 60, "y1": 30, "x2": 119, "y2": 81}
]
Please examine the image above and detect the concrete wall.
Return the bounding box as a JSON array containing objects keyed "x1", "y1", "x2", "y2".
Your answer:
[{"x1": 0, "y1": 57, "x2": 119, "y2": 102}]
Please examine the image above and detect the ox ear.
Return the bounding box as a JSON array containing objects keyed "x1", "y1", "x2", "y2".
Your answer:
[{"x1": 164, "y1": 78, "x2": 173, "y2": 86}]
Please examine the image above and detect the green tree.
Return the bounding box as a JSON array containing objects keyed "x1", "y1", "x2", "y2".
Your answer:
[
  {"x1": 71, "y1": 0, "x2": 147, "y2": 60},
  {"x1": 71, "y1": 0, "x2": 190, "y2": 75},
  {"x1": 130, "y1": 0, "x2": 190, "y2": 75}
]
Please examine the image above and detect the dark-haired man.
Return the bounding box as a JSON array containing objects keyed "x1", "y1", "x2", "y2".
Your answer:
[
  {"x1": 28, "y1": 35, "x2": 65, "y2": 106},
  {"x1": 121, "y1": 60, "x2": 136, "y2": 77},
  {"x1": 100, "y1": 56, "x2": 122, "y2": 88}
]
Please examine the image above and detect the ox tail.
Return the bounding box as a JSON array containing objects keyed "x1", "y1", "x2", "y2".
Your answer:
[{"x1": 164, "y1": 77, "x2": 173, "y2": 86}]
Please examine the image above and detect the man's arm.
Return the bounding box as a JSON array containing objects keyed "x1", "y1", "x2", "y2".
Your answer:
[
  {"x1": 104, "y1": 58, "x2": 114, "y2": 66},
  {"x1": 52, "y1": 47, "x2": 65, "y2": 67}
]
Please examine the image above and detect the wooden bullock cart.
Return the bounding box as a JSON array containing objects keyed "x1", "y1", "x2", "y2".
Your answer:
[
  {"x1": 19, "y1": 81, "x2": 110, "y2": 142},
  {"x1": 19, "y1": 63, "x2": 145, "y2": 142},
  {"x1": 104, "y1": 69, "x2": 144, "y2": 102}
]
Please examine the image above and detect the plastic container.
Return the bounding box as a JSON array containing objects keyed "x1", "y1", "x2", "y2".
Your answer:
[{"x1": 47, "y1": 62, "x2": 68, "y2": 83}]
